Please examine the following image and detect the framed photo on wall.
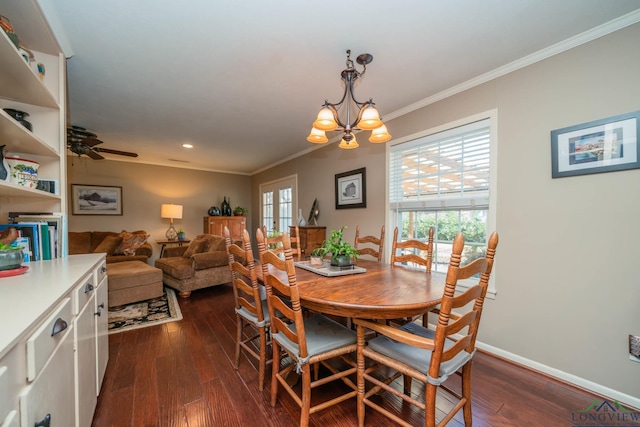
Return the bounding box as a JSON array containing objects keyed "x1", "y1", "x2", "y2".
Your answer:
[
  {"x1": 71, "y1": 184, "x2": 123, "y2": 215},
  {"x1": 551, "y1": 110, "x2": 640, "y2": 178},
  {"x1": 335, "y1": 167, "x2": 366, "y2": 209}
]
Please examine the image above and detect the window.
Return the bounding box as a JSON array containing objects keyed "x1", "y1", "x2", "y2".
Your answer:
[
  {"x1": 388, "y1": 112, "x2": 497, "y2": 293},
  {"x1": 260, "y1": 175, "x2": 298, "y2": 235}
]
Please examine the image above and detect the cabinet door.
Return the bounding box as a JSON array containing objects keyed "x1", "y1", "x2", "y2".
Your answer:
[
  {"x1": 20, "y1": 325, "x2": 75, "y2": 427},
  {"x1": 228, "y1": 217, "x2": 246, "y2": 240},
  {"x1": 204, "y1": 217, "x2": 224, "y2": 235},
  {"x1": 74, "y1": 294, "x2": 97, "y2": 427},
  {"x1": 95, "y1": 276, "x2": 109, "y2": 395}
]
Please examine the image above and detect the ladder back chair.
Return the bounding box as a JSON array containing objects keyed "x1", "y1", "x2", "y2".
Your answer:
[
  {"x1": 390, "y1": 226, "x2": 434, "y2": 271},
  {"x1": 354, "y1": 225, "x2": 385, "y2": 262},
  {"x1": 256, "y1": 228, "x2": 358, "y2": 427},
  {"x1": 354, "y1": 231, "x2": 499, "y2": 427},
  {"x1": 263, "y1": 225, "x2": 302, "y2": 260},
  {"x1": 223, "y1": 226, "x2": 272, "y2": 391}
]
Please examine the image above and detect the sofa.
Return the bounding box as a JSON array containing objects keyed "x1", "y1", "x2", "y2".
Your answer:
[
  {"x1": 155, "y1": 234, "x2": 237, "y2": 298},
  {"x1": 68, "y1": 230, "x2": 153, "y2": 263}
]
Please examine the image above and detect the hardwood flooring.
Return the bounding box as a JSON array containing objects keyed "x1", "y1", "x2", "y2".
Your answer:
[{"x1": 92, "y1": 284, "x2": 603, "y2": 427}]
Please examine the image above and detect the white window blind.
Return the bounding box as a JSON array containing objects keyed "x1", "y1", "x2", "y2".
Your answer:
[{"x1": 389, "y1": 119, "x2": 490, "y2": 211}]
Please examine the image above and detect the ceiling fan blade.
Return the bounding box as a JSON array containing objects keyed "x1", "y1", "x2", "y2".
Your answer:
[
  {"x1": 94, "y1": 147, "x2": 139, "y2": 157},
  {"x1": 86, "y1": 150, "x2": 105, "y2": 160},
  {"x1": 68, "y1": 135, "x2": 103, "y2": 147},
  {"x1": 68, "y1": 126, "x2": 97, "y2": 139}
]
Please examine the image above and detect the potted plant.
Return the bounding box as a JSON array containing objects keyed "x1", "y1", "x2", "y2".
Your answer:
[
  {"x1": 316, "y1": 226, "x2": 359, "y2": 267},
  {"x1": 233, "y1": 206, "x2": 247, "y2": 216},
  {"x1": 176, "y1": 228, "x2": 186, "y2": 241},
  {"x1": 309, "y1": 247, "x2": 325, "y2": 266}
]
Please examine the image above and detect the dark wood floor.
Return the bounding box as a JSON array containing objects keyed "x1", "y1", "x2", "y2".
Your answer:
[{"x1": 92, "y1": 284, "x2": 602, "y2": 427}]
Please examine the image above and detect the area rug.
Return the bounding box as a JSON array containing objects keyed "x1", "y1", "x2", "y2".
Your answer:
[{"x1": 108, "y1": 286, "x2": 182, "y2": 334}]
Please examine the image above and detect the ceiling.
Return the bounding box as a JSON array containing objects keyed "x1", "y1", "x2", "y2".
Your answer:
[{"x1": 41, "y1": 0, "x2": 640, "y2": 175}]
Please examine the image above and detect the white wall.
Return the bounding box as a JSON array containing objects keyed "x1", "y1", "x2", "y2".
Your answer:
[{"x1": 252, "y1": 23, "x2": 640, "y2": 405}]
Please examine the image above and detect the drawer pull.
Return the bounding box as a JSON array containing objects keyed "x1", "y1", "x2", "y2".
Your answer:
[
  {"x1": 98, "y1": 302, "x2": 105, "y2": 309},
  {"x1": 34, "y1": 413, "x2": 51, "y2": 427},
  {"x1": 51, "y1": 318, "x2": 68, "y2": 336},
  {"x1": 84, "y1": 283, "x2": 94, "y2": 293},
  {"x1": 101, "y1": 266, "x2": 107, "y2": 273}
]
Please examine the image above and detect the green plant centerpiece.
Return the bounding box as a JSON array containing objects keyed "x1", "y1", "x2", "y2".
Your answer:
[
  {"x1": 233, "y1": 206, "x2": 247, "y2": 216},
  {"x1": 316, "y1": 226, "x2": 359, "y2": 267}
]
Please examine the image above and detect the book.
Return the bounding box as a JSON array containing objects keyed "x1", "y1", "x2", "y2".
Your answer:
[
  {"x1": 14, "y1": 214, "x2": 66, "y2": 258},
  {"x1": 13, "y1": 236, "x2": 31, "y2": 263},
  {"x1": 0, "y1": 224, "x2": 39, "y2": 261}
]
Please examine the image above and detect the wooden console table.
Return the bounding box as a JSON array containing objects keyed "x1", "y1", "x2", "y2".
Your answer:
[{"x1": 156, "y1": 239, "x2": 191, "y2": 258}]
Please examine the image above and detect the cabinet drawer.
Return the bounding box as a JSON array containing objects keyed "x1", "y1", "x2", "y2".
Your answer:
[
  {"x1": 73, "y1": 273, "x2": 95, "y2": 315},
  {"x1": 26, "y1": 298, "x2": 72, "y2": 381},
  {"x1": 95, "y1": 259, "x2": 107, "y2": 285},
  {"x1": 20, "y1": 326, "x2": 74, "y2": 427}
]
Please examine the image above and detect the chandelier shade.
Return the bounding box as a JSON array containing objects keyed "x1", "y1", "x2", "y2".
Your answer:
[{"x1": 308, "y1": 49, "x2": 391, "y2": 149}]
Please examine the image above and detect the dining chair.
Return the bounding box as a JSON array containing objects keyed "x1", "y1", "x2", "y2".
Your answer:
[
  {"x1": 354, "y1": 225, "x2": 385, "y2": 262},
  {"x1": 264, "y1": 225, "x2": 302, "y2": 260},
  {"x1": 390, "y1": 225, "x2": 434, "y2": 271},
  {"x1": 223, "y1": 226, "x2": 272, "y2": 391},
  {"x1": 354, "y1": 231, "x2": 499, "y2": 427},
  {"x1": 256, "y1": 228, "x2": 358, "y2": 427}
]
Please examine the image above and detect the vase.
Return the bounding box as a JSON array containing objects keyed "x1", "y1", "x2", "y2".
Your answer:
[
  {"x1": 330, "y1": 254, "x2": 352, "y2": 267},
  {"x1": 221, "y1": 196, "x2": 232, "y2": 216},
  {"x1": 177, "y1": 232, "x2": 186, "y2": 241},
  {"x1": 208, "y1": 206, "x2": 220, "y2": 216}
]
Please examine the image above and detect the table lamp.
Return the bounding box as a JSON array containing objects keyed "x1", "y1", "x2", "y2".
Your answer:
[{"x1": 161, "y1": 204, "x2": 183, "y2": 240}]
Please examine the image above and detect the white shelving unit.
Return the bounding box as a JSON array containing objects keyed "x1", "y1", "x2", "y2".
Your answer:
[{"x1": 0, "y1": 0, "x2": 66, "y2": 221}]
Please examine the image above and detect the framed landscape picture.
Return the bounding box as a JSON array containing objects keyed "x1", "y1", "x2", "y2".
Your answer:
[
  {"x1": 335, "y1": 167, "x2": 366, "y2": 209},
  {"x1": 551, "y1": 110, "x2": 640, "y2": 178},
  {"x1": 71, "y1": 184, "x2": 123, "y2": 215}
]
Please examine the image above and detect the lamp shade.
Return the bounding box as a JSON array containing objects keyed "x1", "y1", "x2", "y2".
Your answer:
[
  {"x1": 338, "y1": 136, "x2": 359, "y2": 150},
  {"x1": 161, "y1": 204, "x2": 183, "y2": 219},
  {"x1": 369, "y1": 123, "x2": 392, "y2": 143},
  {"x1": 307, "y1": 127, "x2": 328, "y2": 143},
  {"x1": 357, "y1": 106, "x2": 382, "y2": 130},
  {"x1": 313, "y1": 107, "x2": 338, "y2": 131}
]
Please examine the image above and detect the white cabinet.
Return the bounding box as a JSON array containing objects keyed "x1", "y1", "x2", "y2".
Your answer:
[
  {"x1": 0, "y1": 254, "x2": 108, "y2": 427},
  {"x1": 94, "y1": 262, "x2": 109, "y2": 394},
  {"x1": 0, "y1": 0, "x2": 66, "y2": 223}
]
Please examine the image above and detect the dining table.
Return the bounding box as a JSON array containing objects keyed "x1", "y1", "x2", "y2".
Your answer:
[{"x1": 257, "y1": 259, "x2": 447, "y2": 320}]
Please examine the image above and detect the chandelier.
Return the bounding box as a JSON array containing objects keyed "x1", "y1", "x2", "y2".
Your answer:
[{"x1": 307, "y1": 49, "x2": 391, "y2": 149}]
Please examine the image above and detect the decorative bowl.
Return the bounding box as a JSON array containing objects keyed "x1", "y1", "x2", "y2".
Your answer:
[
  {"x1": 5, "y1": 157, "x2": 39, "y2": 188},
  {"x1": 0, "y1": 247, "x2": 24, "y2": 271}
]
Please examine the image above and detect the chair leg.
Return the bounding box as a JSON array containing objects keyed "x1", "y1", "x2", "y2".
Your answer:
[
  {"x1": 356, "y1": 325, "x2": 366, "y2": 427},
  {"x1": 403, "y1": 375, "x2": 412, "y2": 395},
  {"x1": 299, "y1": 365, "x2": 312, "y2": 427},
  {"x1": 234, "y1": 315, "x2": 242, "y2": 369},
  {"x1": 271, "y1": 342, "x2": 281, "y2": 408},
  {"x1": 425, "y1": 383, "x2": 438, "y2": 427},
  {"x1": 462, "y1": 363, "x2": 473, "y2": 425},
  {"x1": 258, "y1": 327, "x2": 267, "y2": 391}
]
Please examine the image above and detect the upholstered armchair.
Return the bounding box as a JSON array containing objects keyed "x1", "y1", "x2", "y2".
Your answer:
[{"x1": 154, "y1": 234, "x2": 237, "y2": 298}]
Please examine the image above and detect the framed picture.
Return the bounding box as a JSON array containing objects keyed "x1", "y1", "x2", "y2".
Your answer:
[
  {"x1": 71, "y1": 184, "x2": 123, "y2": 215},
  {"x1": 335, "y1": 167, "x2": 366, "y2": 209},
  {"x1": 551, "y1": 110, "x2": 640, "y2": 178}
]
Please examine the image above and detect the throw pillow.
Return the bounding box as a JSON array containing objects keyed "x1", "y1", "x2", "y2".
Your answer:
[
  {"x1": 115, "y1": 231, "x2": 149, "y2": 255},
  {"x1": 93, "y1": 235, "x2": 123, "y2": 255},
  {"x1": 183, "y1": 235, "x2": 207, "y2": 258}
]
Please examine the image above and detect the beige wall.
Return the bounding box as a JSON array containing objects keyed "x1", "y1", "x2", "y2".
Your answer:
[
  {"x1": 252, "y1": 23, "x2": 640, "y2": 404},
  {"x1": 67, "y1": 158, "x2": 251, "y2": 263}
]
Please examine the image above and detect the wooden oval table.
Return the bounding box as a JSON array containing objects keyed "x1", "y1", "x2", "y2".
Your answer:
[{"x1": 258, "y1": 259, "x2": 446, "y2": 320}]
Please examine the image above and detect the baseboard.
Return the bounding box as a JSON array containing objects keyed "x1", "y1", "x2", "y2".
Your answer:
[{"x1": 476, "y1": 341, "x2": 640, "y2": 410}]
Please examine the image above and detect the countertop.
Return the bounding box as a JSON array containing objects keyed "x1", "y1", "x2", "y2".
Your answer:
[{"x1": 0, "y1": 253, "x2": 105, "y2": 359}]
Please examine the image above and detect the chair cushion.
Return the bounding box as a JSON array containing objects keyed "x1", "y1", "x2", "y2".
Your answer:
[
  {"x1": 93, "y1": 235, "x2": 123, "y2": 255},
  {"x1": 236, "y1": 303, "x2": 270, "y2": 327},
  {"x1": 155, "y1": 256, "x2": 193, "y2": 280},
  {"x1": 183, "y1": 235, "x2": 208, "y2": 258},
  {"x1": 273, "y1": 314, "x2": 356, "y2": 361},
  {"x1": 367, "y1": 322, "x2": 472, "y2": 385}
]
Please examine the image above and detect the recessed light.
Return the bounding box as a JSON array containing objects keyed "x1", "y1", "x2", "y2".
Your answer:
[{"x1": 182, "y1": 143, "x2": 193, "y2": 148}]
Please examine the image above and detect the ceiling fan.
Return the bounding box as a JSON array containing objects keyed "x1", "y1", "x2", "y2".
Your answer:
[{"x1": 66, "y1": 126, "x2": 138, "y2": 160}]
